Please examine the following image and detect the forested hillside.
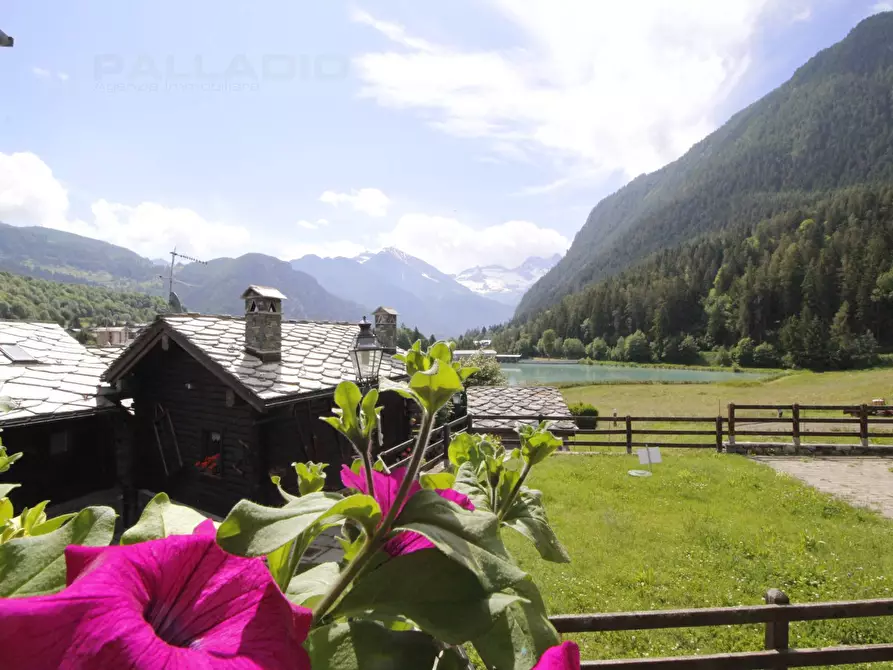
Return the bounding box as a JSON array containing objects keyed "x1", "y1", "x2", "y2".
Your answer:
[
  {"x1": 477, "y1": 185, "x2": 893, "y2": 369},
  {"x1": 0, "y1": 272, "x2": 166, "y2": 326},
  {"x1": 518, "y1": 13, "x2": 893, "y2": 317}
]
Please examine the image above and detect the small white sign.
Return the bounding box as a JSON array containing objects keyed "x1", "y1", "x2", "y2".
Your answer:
[{"x1": 637, "y1": 447, "x2": 662, "y2": 465}]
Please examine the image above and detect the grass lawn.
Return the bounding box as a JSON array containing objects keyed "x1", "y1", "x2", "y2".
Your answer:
[
  {"x1": 506, "y1": 452, "x2": 893, "y2": 667},
  {"x1": 559, "y1": 368, "x2": 893, "y2": 450},
  {"x1": 562, "y1": 367, "x2": 893, "y2": 417}
]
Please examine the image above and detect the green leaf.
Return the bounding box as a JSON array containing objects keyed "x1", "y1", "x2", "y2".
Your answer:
[
  {"x1": 497, "y1": 449, "x2": 524, "y2": 505},
  {"x1": 0, "y1": 505, "x2": 116, "y2": 597},
  {"x1": 0, "y1": 497, "x2": 13, "y2": 525},
  {"x1": 379, "y1": 377, "x2": 423, "y2": 408},
  {"x1": 0, "y1": 447, "x2": 22, "y2": 473},
  {"x1": 293, "y1": 461, "x2": 327, "y2": 496},
  {"x1": 120, "y1": 492, "x2": 208, "y2": 545},
  {"x1": 393, "y1": 490, "x2": 525, "y2": 592},
  {"x1": 216, "y1": 491, "x2": 342, "y2": 557},
  {"x1": 22, "y1": 501, "x2": 49, "y2": 534},
  {"x1": 429, "y1": 341, "x2": 454, "y2": 365},
  {"x1": 453, "y1": 461, "x2": 493, "y2": 513},
  {"x1": 472, "y1": 577, "x2": 560, "y2": 670},
  {"x1": 517, "y1": 423, "x2": 563, "y2": 466},
  {"x1": 29, "y1": 513, "x2": 77, "y2": 537},
  {"x1": 270, "y1": 475, "x2": 299, "y2": 503},
  {"x1": 448, "y1": 433, "x2": 486, "y2": 470},
  {"x1": 409, "y1": 361, "x2": 464, "y2": 415},
  {"x1": 0, "y1": 483, "x2": 20, "y2": 499},
  {"x1": 360, "y1": 388, "x2": 382, "y2": 439},
  {"x1": 325, "y1": 494, "x2": 381, "y2": 537},
  {"x1": 503, "y1": 489, "x2": 570, "y2": 563},
  {"x1": 419, "y1": 472, "x2": 456, "y2": 490},
  {"x1": 266, "y1": 537, "x2": 307, "y2": 592},
  {"x1": 334, "y1": 549, "x2": 523, "y2": 644},
  {"x1": 285, "y1": 561, "x2": 340, "y2": 608},
  {"x1": 306, "y1": 620, "x2": 442, "y2": 670}
]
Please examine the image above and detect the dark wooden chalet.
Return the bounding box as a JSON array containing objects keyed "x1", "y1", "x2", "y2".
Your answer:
[
  {"x1": 0, "y1": 322, "x2": 124, "y2": 511},
  {"x1": 103, "y1": 287, "x2": 410, "y2": 521}
]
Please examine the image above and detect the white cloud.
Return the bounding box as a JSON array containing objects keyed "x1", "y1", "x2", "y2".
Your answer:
[
  {"x1": 297, "y1": 218, "x2": 330, "y2": 230},
  {"x1": 870, "y1": 2, "x2": 893, "y2": 14},
  {"x1": 57, "y1": 72, "x2": 70, "y2": 81},
  {"x1": 319, "y1": 188, "x2": 390, "y2": 217},
  {"x1": 0, "y1": 151, "x2": 251, "y2": 261},
  {"x1": 352, "y1": 1, "x2": 776, "y2": 181},
  {"x1": 31, "y1": 67, "x2": 51, "y2": 78},
  {"x1": 378, "y1": 214, "x2": 569, "y2": 274}
]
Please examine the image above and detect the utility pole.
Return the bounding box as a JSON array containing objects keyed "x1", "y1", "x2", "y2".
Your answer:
[{"x1": 0, "y1": 29, "x2": 13, "y2": 47}]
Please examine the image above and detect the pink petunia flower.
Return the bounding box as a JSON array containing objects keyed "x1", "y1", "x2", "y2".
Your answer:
[
  {"x1": 341, "y1": 465, "x2": 474, "y2": 556},
  {"x1": 0, "y1": 520, "x2": 312, "y2": 669},
  {"x1": 534, "y1": 641, "x2": 581, "y2": 669}
]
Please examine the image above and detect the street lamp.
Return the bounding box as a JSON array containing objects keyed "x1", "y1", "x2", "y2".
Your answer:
[
  {"x1": 350, "y1": 316, "x2": 383, "y2": 386},
  {"x1": 0, "y1": 29, "x2": 13, "y2": 47}
]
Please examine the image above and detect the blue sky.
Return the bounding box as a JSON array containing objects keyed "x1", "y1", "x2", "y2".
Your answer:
[{"x1": 0, "y1": 0, "x2": 889, "y2": 273}]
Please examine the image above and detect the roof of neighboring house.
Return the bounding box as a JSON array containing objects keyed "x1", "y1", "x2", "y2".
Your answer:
[
  {"x1": 373, "y1": 306, "x2": 398, "y2": 315},
  {"x1": 88, "y1": 345, "x2": 129, "y2": 367},
  {"x1": 0, "y1": 322, "x2": 114, "y2": 426},
  {"x1": 241, "y1": 286, "x2": 288, "y2": 300},
  {"x1": 104, "y1": 314, "x2": 407, "y2": 410},
  {"x1": 466, "y1": 386, "x2": 576, "y2": 432}
]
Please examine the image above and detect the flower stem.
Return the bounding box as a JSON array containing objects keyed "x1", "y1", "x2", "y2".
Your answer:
[
  {"x1": 362, "y1": 436, "x2": 376, "y2": 500},
  {"x1": 310, "y1": 411, "x2": 436, "y2": 624},
  {"x1": 379, "y1": 410, "x2": 435, "y2": 532},
  {"x1": 496, "y1": 460, "x2": 533, "y2": 521}
]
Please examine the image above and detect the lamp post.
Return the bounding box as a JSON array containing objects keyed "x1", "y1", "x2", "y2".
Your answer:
[
  {"x1": 0, "y1": 29, "x2": 13, "y2": 47},
  {"x1": 350, "y1": 316, "x2": 383, "y2": 388}
]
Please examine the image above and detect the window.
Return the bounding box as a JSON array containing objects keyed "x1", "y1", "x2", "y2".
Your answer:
[
  {"x1": 196, "y1": 430, "x2": 222, "y2": 477},
  {"x1": 0, "y1": 344, "x2": 39, "y2": 364}
]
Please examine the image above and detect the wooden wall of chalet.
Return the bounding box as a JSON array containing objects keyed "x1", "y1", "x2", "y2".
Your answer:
[
  {"x1": 128, "y1": 342, "x2": 259, "y2": 515},
  {"x1": 4, "y1": 414, "x2": 117, "y2": 508}
]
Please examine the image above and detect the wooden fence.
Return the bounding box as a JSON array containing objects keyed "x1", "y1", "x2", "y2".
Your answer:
[
  {"x1": 377, "y1": 414, "x2": 470, "y2": 470},
  {"x1": 549, "y1": 589, "x2": 893, "y2": 668},
  {"x1": 467, "y1": 404, "x2": 893, "y2": 454}
]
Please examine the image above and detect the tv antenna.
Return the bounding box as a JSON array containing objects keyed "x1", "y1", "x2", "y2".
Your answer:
[{"x1": 159, "y1": 248, "x2": 207, "y2": 311}]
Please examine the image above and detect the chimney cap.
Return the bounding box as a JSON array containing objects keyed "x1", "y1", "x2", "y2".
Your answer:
[
  {"x1": 373, "y1": 306, "x2": 398, "y2": 315},
  {"x1": 241, "y1": 285, "x2": 288, "y2": 300}
]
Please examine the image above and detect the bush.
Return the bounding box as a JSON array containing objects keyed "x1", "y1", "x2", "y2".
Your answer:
[
  {"x1": 715, "y1": 346, "x2": 733, "y2": 367},
  {"x1": 752, "y1": 342, "x2": 779, "y2": 368},
  {"x1": 462, "y1": 353, "x2": 507, "y2": 387},
  {"x1": 568, "y1": 402, "x2": 599, "y2": 429},
  {"x1": 624, "y1": 330, "x2": 652, "y2": 363},
  {"x1": 562, "y1": 337, "x2": 586, "y2": 359},
  {"x1": 733, "y1": 337, "x2": 755, "y2": 367},
  {"x1": 587, "y1": 337, "x2": 609, "y2": 360}
]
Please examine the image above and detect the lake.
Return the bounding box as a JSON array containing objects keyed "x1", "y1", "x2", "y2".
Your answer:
[{"x1": 500, "y1": 361, "x2": 766, "y2": 385}]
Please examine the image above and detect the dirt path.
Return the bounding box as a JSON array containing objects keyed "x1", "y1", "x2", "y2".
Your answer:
[{"x1": 753, "y1": 456, "x2": 893, "y2": 518}]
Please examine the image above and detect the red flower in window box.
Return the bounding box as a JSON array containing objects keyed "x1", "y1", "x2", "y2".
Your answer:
[{"x1": 195, "y1": 453, "x2": 221, "y2": 475}]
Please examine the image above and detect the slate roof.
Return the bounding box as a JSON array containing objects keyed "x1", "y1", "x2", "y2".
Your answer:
[
  {"x1": 241, "y1": 286, "x2": 288, "y2": 300},
  {"x1": 467, "y1": 386, "x2": 576, "y2": 432},
  {"x1": 104, "y1": 315, "x2": 407, "y2": 408},
  {"x1": 88, "y1": 345, "x2": 129, "y2": 367},
  {"x1": 0, "y1": 322, "x2": 114, "y2": 426}
]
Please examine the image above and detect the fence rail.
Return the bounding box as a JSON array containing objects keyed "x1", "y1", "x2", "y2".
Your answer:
[
  {"x1": 467, "y1": 404, "x2": 893, "y2": 454},
  {"x1": 550, "y1": 589, "x2": 893, "y2": 668}
]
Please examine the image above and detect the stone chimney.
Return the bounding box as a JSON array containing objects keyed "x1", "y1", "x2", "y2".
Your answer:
[
  {"x1": 241, "y1": 286, "x2": 287, "y2": 362},
  {"x1": 373, "y1": 306, "x2": 398, "y2": 354}
]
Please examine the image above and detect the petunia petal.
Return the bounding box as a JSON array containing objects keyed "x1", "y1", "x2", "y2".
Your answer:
[
  {"x1": 533, "y1": 641, "x2": 581, "y2": 670},
  {"x1": 436, "y1": 488, "x2": 475, "y2": 511},
  {"x1": 0, "y1": 529, "x2": 313, "y2": 669}
]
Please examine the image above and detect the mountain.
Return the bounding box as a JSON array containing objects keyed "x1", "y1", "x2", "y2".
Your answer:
[
  {"x1": 455, "y1": 254, "x2": 561, "y2": 306},
  {"x1": 518, "y1": 13, "x2": 893, "y2": 317},
  {"x1": 164, "y1": 254, "x2": 365, "y2": 321},
  {"x1": 291, "y1": 247, "x2": 514, "y2": 335},
  {"x1": 0, "y1": 225, "x2": 366, "y2": 322},
  {"x1": 0, "y1": 222, "x2": 159, "y2": 288}
]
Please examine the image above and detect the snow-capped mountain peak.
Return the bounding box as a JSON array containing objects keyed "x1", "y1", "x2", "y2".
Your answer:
[{"x1": 454, "y1": 254, "x2": 562, "y2": 306}]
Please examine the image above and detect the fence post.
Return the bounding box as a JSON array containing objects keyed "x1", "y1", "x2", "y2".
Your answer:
[
  {"x1": 764, "y1": 588, "x2": 790, "y2": 668},
  {"x1": 716, "y1": 416, "x2": 723, "y2": 453},
  {"x1": 442, "y1": 421, "x2": 452, "y2": 464},
  {"x1": 860, "y1": 404, "x2": 870, "y2": 447},
  {"x1": 466, "y1": 413, "x2": 473, "y2": 434},
  {"x1": 625, "y1": 416, "x2": 632, "y2": 455},
  {"x1": 791, "y1": 403, "x2": 801, "y2": 450},
  {"x1": 727, "y1": 403, "x2": 736, "y2": 452}
]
